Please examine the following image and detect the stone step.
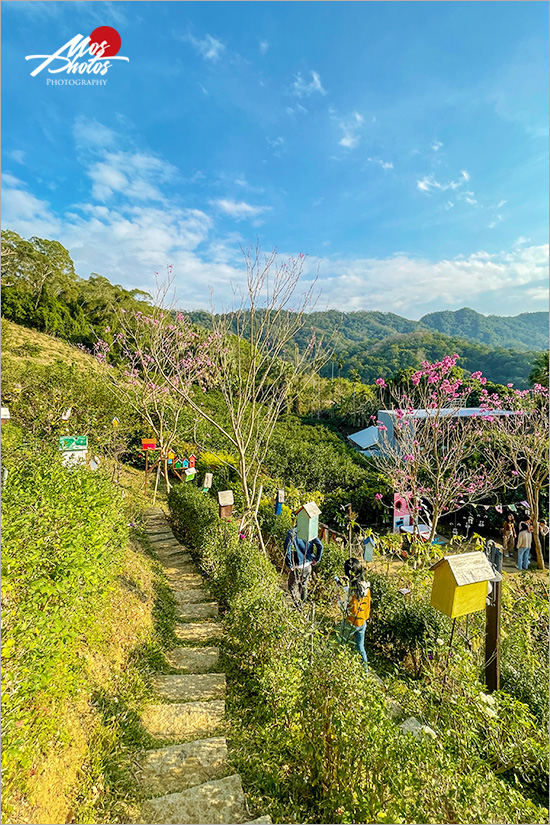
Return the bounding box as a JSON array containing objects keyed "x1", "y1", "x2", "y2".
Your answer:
[
  {"x1": 136, "y1": 737, "x2": 228, "y2": 796},
  {"x1": 156, "y1": 550, "x2": 193, "y2": 564},
  {"x1": 152, "y1": 673, "x2": 226, "y2": 702},
  {"x1": 161, "y1": 561, "x2": 199, "y2": 576},
  {"x1": 141, "y1": 700, "x2": 225, "y2": 739},
  {"x1": 174, "y1": 622, "x2": 222, "y2": 643},
  {"x1": 177, "y1": 602, "x2": 219, "y2": 621},
  {"x1": 144, "y1": 507, "x2": 165, "y2": 517},
  {"x1": 166, "y1": 572, "x2": 204, "y2": 589},
  {"x1": 140, "y1": 773, "x2": 247, "y2": 825},
  {"x1": 165, "y1": 646, "x2": 220, "y2": 672},
  {"x1": 245, "y1": 818, "x2": 272, "y2": 824},
  {"x1": 172, "y1": 587, "x2": 211, "y2": 604},
  {"x1": 148, "y1": 532, "x2": 177, "y2": 542}
]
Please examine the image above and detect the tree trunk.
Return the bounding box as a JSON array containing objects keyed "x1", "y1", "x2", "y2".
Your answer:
[{"x1": 527, "y1": 483, "x2": 545, "y2": 570}]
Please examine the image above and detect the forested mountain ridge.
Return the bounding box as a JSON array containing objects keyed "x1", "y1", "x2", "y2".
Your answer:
[{"x1": 419, "y1": 307, "x2": 549, "y2": 351}]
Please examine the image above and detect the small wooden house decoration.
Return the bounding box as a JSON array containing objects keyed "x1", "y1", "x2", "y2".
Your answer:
[
  {"x1": 184, "y1": 467, "x2": 196, "y2": 483},
  {"x1": 202, "y1": 472, "x2": 213, "y2": 492},
  {"x1": 393, "y1": 492, "x2": 412, "y2": 532},
  {"x1": 1, "y1": 407, "x2": 11, "y2": 426},
  {"x1": 189, "y1": 454, "x2": 196, "y2": 469},
  {"x1": 430, "y1": 552, "x2": 498, "y2": 619},
  {"x1": 363, "y1": 534, "x2": 376, "y2": 563},
  {"x1": 141, "y1": 438, "x2": 157, "y2": 451},
  {"x1": 182, "y1": 458, "x2": 189, "y2": 469},
  {"x1": 296, "y1": 501, "x2": 321, "y2": 543},
  {"x1": 275, "y1": 489, "x2": 285, "y2": 515},
  {"x1": 218, "y1": 490, "x2": 234, "y2": 520}
]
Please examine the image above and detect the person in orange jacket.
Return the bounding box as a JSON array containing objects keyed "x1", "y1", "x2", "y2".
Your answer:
[{"x1": 340, "y1": 557, "x2": 371, "y2": 674}]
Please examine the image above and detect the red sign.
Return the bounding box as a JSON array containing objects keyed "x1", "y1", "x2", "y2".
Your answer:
[
  {"x1": 141, "y1": 438, "x2": 157, "y2": 450},
  {"x1": 189, "y1": 454, "x2": 196, "y2": 469}
]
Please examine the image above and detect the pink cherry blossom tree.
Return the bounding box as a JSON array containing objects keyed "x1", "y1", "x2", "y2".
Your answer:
[
  {"x1": 94, "y1": 292, "x2": 219, "y2": 500},
  {"x1": 373, "y1": 356, "x2": 507, "y2": 542}
]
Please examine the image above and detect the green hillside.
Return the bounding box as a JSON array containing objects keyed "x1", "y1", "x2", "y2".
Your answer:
[{"x1": 420, "y1": 307, "x2": 549, "y2": 351}]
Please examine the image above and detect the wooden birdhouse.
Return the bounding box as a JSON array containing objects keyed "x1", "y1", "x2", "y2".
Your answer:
[
  {"x1": 363, "y1": 534, "x2": 376, "y2": 563},
  {"x1": 182, "y1": 458, "x2": 189, "y2": 469},
  {"x1": 393, "y1": 492, "x2": 412, "y2": 532},
  {"x1": 275, "y1": 489, "x2": 285, "y2": 515},
  {"x1": 189, "y1": 454, "x2": 196, "y2": 469},
  {"x1": 296, "y1": 501, "x2": 321, "y2": 543},
  {"x1": 430, "y1": 552, "x2": 498, "y2": 619},
  {"x1": 184, "y1": 468, "x2": 196, "y2": 483},
  {"x1": 141, "y1": 438, "x2": 157, "y2": 451},
  {"x1": 218, "y1": 490, "x2": 234, "y2": 520},
  {"x1": 0, "y1": 407, "x2": 10, "y2": 426},
  {"x1": 202, "y1": 472, "x2": 213, "y2": 491}
]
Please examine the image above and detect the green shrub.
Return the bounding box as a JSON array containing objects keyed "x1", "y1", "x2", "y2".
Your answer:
[
  {"x1": 168, "y1": 483, "x2": 219, "y2": 550},
  {"x1": 1, "y1": 446, "x2": 128, "y2": 785}
]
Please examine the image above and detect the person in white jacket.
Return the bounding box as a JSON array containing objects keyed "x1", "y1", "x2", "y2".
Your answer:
[{"x1": 516, "y1": 521, "x2": 533, "y2": 570}]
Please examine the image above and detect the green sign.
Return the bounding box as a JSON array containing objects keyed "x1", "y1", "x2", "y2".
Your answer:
[{"x1": 59, "y1": 435, "x2": 88, "y2": 451}]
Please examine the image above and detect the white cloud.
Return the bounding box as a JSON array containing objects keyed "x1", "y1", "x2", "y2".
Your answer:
[
  {"x1": 338, "y1": 112, "x2": 364, "y2": 149},
  {"x1": 431, "y1": 140, "x2": 443, "y2": 152},
  {"x1": 497, "y1": 199, "x2": 507, "y2": 208},
  {"x1": 291, "y1": 70, "x2": 326, "y2": 98},
  {"x1": 213, "y1": 199, "x2": 271, "y2": 221},
  {"x1": 86, "y1": 151, "x2": 177, "y2": 202},
  {"x1": 286, "y1": 104, "x2": 308, "y2": 116},
  {"x1": 73, "y1": 116, "x2": 117, "y2": 151},
  {"x1": 302, "y1": 244, "x2": 549, "y2": 317},
  {"x1": 7, "y1": 150, "x2": 26, "y2": 164},
  {"x1": 367, "y1": 157, "x2": 393, "y2": 171},
  {"x1": 417, "y1": 169, "x2": 471, "y2": 193},
  {"x1": 184, "y1": 33, "x2": 225, "y2": 62},
  {"x1": 259, "y1": 40, "x2": 269, "y2": 55}
]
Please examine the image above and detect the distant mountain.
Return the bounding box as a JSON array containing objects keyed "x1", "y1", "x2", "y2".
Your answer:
[{"x1": 419, "y1": 308, "x2": 549, "y2": 352}]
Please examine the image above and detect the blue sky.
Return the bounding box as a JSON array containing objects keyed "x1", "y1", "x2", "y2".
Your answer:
[{"x1": 2, "y1": 1, "x2": 548, "y2": 317}]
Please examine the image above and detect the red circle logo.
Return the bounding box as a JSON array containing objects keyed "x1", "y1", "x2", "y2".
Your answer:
[{"x1": 89, "y1": 26, "x2": 121, "y2": 57}]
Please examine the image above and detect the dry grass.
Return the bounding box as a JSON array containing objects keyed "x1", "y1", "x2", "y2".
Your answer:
[
  {"x1": 7, "y1": 543, "x2": 157, "y2": 825},
  {"x1": 1, "y1": 318, "x2": 98, "y2": 370}
]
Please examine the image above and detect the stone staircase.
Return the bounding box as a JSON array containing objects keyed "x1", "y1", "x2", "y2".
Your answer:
[{"x1": 137, "y1": 508, "x2": 271, "y2": 825}]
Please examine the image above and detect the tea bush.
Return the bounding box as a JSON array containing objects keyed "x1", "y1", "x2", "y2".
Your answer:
[
  {"x1": 1, "y1": 446, "x2": 128, "y2": 793},
  {"x1": 168, "y1": 493, "x2": 548, "y2": 824}
]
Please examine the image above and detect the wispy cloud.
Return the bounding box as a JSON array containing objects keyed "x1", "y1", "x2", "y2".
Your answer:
[
  {"x1": 417, "y1": 169, "x2": 470, "y2": 193},
  {"x1": 7, "y1": 149, "x2": 26, "y2": 164},
  {"x1": 291, "y1": 70, "x2": 326, "y2": 98},
  {"x1": 259, "y1": 40, "x2": 269, "y2": 55},
  {"x1": 86, "y1": 151, "x2": 177, "y2": 202},
  {"x1": 338, "y1": 112, "x2": 364, "y2": 149},
  {"x1": 367, "y1": 157, "x2": 393, "y2": 171},
  {"x1": 213, "y1": 199, "x2": 271, "y2": 221},
  {"x1": 431, "y1": 140, "x2": 443, "y2": 152},
  {"x1": 183, "y1": 32, "x2": 225, "y2": 62}
]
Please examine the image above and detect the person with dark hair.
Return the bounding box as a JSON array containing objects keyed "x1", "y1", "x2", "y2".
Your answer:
[
  {"x1": 340, "y1": 556, "x2": 371, "y2": 674},
  {"x1": 516, "y1": 520, "x2": 533, "y2": 570},
  {"x1": 284, "y1": 525, "x2": 323, "y2": 609},
  {"x1": 501, "y1": 514, "x2": 516, "y2": 558}
]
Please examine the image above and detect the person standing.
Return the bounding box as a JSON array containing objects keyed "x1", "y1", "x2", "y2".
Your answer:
[
  {"x1": 340, "y1": 557, "x2": 371, "y2": 674},
  {"x1": 501, "y1": 514, "x2": 517, "y2": 558},
  {"x1": 516, "y1": 521, "x2": 533, "y2": 570},
  {"x1": 284, "y1": 525, "x2": 323, "y2": 609}
]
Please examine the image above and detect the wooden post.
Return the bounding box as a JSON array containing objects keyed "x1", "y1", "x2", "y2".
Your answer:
[
  {"x1": 485, "y1": 580, "x2": 501, "y2": 693},
  {"x1": 144, "y1": 450, "x2": 149, "y2": 493}
]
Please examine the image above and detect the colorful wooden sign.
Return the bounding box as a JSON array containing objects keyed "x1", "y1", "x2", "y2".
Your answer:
[
  {"x1": 203, "y1": 472, "x2": 213, "y2": 491},
  {"x1": 189, "y1": 454, "x2": 196, "y2": 469},
  {"x1": 363, "y1": 535, "x2": 376, "y2": 563},
  {"x1": 59, "y1": 435, "x2": 88, "y2": 451},
  {"x1": 112, "y1": 417, "x2": 120, "y2": 427},
  {"x1": 141, "y1": 438, "x2": 157, "y2": 450}
]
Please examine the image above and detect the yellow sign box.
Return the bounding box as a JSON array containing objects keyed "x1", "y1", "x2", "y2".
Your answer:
[{"x1": 430, "y1": 552, "x2": 497, "y2": 619}]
